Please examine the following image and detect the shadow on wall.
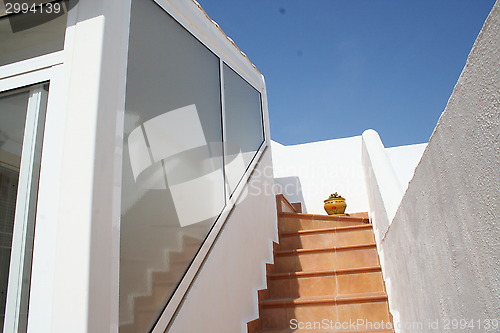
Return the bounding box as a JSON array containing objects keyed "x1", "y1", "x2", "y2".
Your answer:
[{"x1": 274, "y1": 176, "x2": 307, "y2": 213}]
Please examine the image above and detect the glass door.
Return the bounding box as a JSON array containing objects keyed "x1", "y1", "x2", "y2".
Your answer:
[{"x1": 0, "y1": 84, "x2": 48, "y2": 332}]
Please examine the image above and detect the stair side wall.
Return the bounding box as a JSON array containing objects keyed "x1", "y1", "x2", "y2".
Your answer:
[{"x1": 166, "y1": 150, "x2": 278, "y2": 333}]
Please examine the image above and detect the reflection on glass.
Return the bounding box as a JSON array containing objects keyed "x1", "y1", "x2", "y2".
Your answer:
[
  {"x1": 223, "y1": 64, "x2": 264, "y2": 195},
  {"x1": 0, "y1": 90, "x2": 29, "y2": 331},
  {"x1": 0, "y1": 1, "x2": 68, "y2": 67},
  {"x1": 127, "y1": 104, "x2": 225, "y2": 226},
  {"x1": 120, "y1": 0, "x2": 224, "y2": 331}
]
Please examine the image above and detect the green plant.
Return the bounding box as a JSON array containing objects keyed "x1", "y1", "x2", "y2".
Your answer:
[{"x1": 328, "y1": 192, "x2": 343, "y2": 199}]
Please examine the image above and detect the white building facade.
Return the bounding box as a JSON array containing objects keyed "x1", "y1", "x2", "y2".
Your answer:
[{"x1": 1, "y1": 0, "x2": 498, "y2": 333}]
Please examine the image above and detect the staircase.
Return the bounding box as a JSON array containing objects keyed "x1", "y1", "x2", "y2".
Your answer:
[{"x1": 248, "y1": 195, "x2": 393, "y2": 333}]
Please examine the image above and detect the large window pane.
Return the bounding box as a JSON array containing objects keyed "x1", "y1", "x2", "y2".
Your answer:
[
  {"x1": 0, "y1": 1, "x2": 68, "y2": 67},
  {"x1": 120, "y1": 0, "x2": 224, "y2": 331},
  {"x1": 0, "y1": 90, "x2": 29, "y2": 332},
  {"x1": 223, "y1": 64, "x2": 264, "y2": 195}
]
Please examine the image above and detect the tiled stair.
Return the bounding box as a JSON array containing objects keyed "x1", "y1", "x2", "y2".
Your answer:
[{"x1": 248, "y1": 196, "x2": 393, "y2": 333}]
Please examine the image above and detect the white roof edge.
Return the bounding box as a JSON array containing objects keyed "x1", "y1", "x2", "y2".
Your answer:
[{"x1": 189, "y1": 0, "x2": 260, "y2": 74}]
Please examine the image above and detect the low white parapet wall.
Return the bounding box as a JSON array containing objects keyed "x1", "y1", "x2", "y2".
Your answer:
[
  {"x1": 361, "y1": 129, "x2": 427, "y2": 332},
  {"x1": 361, "y1": 129, "x2": 403, "y2": 245}
]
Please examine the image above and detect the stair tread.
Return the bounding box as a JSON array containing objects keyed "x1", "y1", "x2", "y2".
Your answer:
[
  {"x1": 262, "y1": 292, "x2": 388, "y2": 306},
  {"x1": 280, "y1": 224, "x2": 372, "y2": 236},
  {"x1": 280, "y1": 212, "x2": 370, "y2": 223},
  {"x1": 268, "y1": 266, "x2": 381, "y2": 279},
  {"x1": 276, "y1": 243, "x2": 376, "y2": 255}
]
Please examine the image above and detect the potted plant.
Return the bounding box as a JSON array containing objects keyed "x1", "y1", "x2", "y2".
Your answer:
[{"x1": 323, "y1": 192, "x2": 347, "y2": 215}]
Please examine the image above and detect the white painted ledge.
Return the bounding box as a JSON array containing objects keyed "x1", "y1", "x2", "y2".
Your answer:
[{"x1": 361, "y1": 129, "x2": 403, "y2": 242}]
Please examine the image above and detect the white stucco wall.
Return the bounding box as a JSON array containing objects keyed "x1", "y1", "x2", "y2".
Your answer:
[
  {"x1": 385, "y1": 143, "x2": 427, "y2": 192},
  {"x1": 167, "y1": 150, "x2": 278, "y2": 333},
  {"x1": 272, "y1": 136, "x2": 428, "y2": 216},
  {"x1": 272, "y1": 136, "x2": 369, "y2": 214},
  {"x1": 377, "y1": 3, "x2": 499, "y2": 331},
  {"x1": 361, "y1": 129, "x2": 404, "y2": 246}
]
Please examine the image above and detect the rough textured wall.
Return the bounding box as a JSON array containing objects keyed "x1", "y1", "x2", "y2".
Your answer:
[{"x1": 380, "y1": 3, "x2": 499, "y2": 332}]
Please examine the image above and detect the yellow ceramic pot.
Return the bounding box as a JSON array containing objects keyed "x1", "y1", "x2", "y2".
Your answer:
[{"x1": 324, "y1": 197, "x2": 347, "y2": 215}]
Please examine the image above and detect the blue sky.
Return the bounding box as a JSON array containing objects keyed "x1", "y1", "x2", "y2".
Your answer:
[{"x1": 197, "y1": 0, "x2": 495, "y2": 147}]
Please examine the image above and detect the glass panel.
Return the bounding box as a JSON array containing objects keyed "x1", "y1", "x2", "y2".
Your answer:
[
  {"x1": 0, "y1": 89, "x2": 28, "y2": 331},
  {"x1": 223, "y1": 64, "x2": 264, "y2": 195},
  {"x1": 120, "y1": 0, "x2": 224, "y2": 331},
  {"x1": 0, "y1": 85, "x2": 47, "y2": 332},
  {"x1": 0, "y1": 1, "x2": 68, "y2": 67}
]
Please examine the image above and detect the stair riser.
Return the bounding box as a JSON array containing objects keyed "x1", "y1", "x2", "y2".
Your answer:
[
  {"x1": 268, "y1": 271, "x2": 385, "y2": 298},
  {"x1": 279, "y1": 217, "x2": 365, "y2": 233},
  {"x1": 261, "y1": 301, "x2": 391, "y2": 329},
  {"x1": 337, "y1": 302, "x2": 392, "y2": 330},
  {"x1": 279, "y1": 229, "x2": 375, "y2": 250},
  {"x1": 338, "y1": 271, "x2": 385, "y2": 295},
  {"x1": 269, "y1": 275, "x2": 336, "y2": 298},
  {"x1": 274, "y1": 247, "x2": 379, "y2": 273}
]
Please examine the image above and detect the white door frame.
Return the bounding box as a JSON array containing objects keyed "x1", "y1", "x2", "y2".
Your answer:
[{"x1": 2, "y1": 83, "x2": 48, "y2": 333}]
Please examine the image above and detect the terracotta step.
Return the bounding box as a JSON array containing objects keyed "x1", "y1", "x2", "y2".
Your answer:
[
  {"x1": 281, "y1": 212, "x2": 370, "y2": 223},
  {"x1": 261, "y1": 293, "x2": 390, "y2": 329},
  {"x1": 273, "y1": 244, "x2": 379, "y2": 273},
  {"x1": 278, "y1": 213, "x2": 368, "y2": 233},
  {"x1": 275, "y1": 243, "x2": 377, "y2": 256},
  {"x1": 261, "y1": 292, "x2": 388, "y2": 307},
  {"x1": 279, "y1": 224, "x2": 375, "y2": 250},
  {"x1": 268, "y1": 266, "x2": 384, "y2": 298},
  {"x1": 249, "y1": 197, "x2": 392, "y2": 333},
  {"x1": 347, "y1": 212, "x2": 369, "y2": 219},
  {"x1": 280, "y1": 224, "x2": 372, "y2": 236}
]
